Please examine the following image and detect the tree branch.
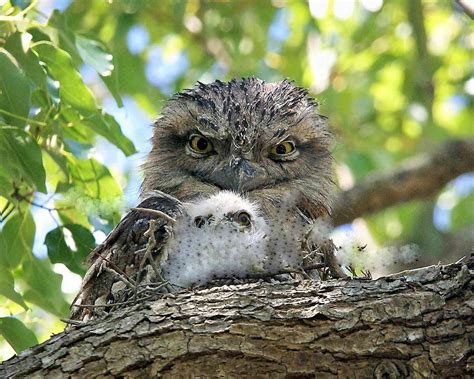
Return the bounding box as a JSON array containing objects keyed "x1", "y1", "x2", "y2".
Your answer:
[
  {"x1": 0, "y1": 259, "x2": 471, "y2": 377},
  {"x1": 333, "y1": 138, "x2": 474, "y2": 226},
  {"x1": 456, "y1": 0, "x2": 474, "y2": 19}
]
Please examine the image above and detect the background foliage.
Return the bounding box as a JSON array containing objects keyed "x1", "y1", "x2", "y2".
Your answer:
[{"x1": 0, "y1": 0, "x2": 472, "y2": 359}]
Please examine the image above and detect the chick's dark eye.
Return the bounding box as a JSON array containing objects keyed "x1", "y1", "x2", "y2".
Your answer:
[
  {"x1": 234, "y1": 211, "x2": 251, "y2": 227},
  {"x1": 189, "y1": 134, "x2": 213, "y2": 154},
  {"x1": 194, "y1": 216, "x2": 206, "y2": 228}
]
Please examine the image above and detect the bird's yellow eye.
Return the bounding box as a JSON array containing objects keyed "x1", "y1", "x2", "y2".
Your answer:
[
  {"x1": 233, "y1": 211, "x2": 252, "y2": 227},
  {"x1": 189, "y1": 134, "x2": 213, "y2": 154},
  {"x1": 271, "y1": 141, "x2": 296, "y2": 156}
]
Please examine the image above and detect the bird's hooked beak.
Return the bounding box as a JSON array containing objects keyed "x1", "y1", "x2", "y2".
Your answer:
[{"x1": 211, "y1": 157, "x2": 267, "y2": 192}]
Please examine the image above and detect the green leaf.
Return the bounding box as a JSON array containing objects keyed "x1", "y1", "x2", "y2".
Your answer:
[
  {"x1": 0, "y1": 126, "x2": 47, "y2": 193},
  {"x1": 56, "y1": 206, "x2": 91, "y2": 230},
  {"x1": 0, "y1": 48, "x2": 31, "y2": 127},
  {"x1": 45, "y1": 224, "x2": 95, "y2": 275},
  {"x1": 0, "y1": 166, "x2": 14, "y2": 198},
  {"x1": 44, "y1": 227, "x2": 69, "y2": 264},
  {"x1": 0, "y1": 267, "x2": 28, "y2": 310},
  {"x1": 47, "y1": 10, "x2": 81, "y2": 63},
  {"x1": 62, "y1": 156, "x2": 122, "y2": 199},
  {"x1": 46, "y1": 75, "x2": 61, "y2": 108},
  {"x1": 11, "y1": 0, "x2": 32, "y2": 10},
  {"x1": 0, "y1": 209, "x2": 35, "y2": 269},
  {"x1": 42, "y1": 149, "x2": 68, "y2": 190},
  {"x1": 60, "y1": 106, "x2": 97, "y2": 145},
  {"x1": 4, "y1": 32, "x2": 47, "y2": 90},
  {"x1": 33, "y1": 42, "x2": 97, "y2": 116},
  {"x1": 54, "y1": 157, "x2": 123, "y2": 228},
  {"x1": 22, "y1": 257, "x2": 69, "y2": 317},
  {"x1": 75, "y1": 35, "x2": 114, "y2": 76},
  {"x1": 26, "y1": 27, "x2": 52, "y2": 44},
  {"x1": 84, "y1": 113, "x2": 136, "y2": 156},
  {"x1": 75, "y1": 35, "x2": 123, "y2": 107},
  {"x1": 101, "y1": 67, "x2": 124, "y2": 108},
  {"x1": 31, "y1": 41, "x2": 134, "y2": 155},
  {"x1": 61, "y1": 108, "x2": 135, "y2": 156},
  {"x1": 0, "y1": 317, "x2": 38, "y2": 353}
]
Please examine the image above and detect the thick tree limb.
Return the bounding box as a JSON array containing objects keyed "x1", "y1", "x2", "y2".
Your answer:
[
  {"x1": 333, "y1": 138, "x2": 474, "y2": 226},
  {"x1": 1, "y1": 259, "x2": 472, "y2": 377}
]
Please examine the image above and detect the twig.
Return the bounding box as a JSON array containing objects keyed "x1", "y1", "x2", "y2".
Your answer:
[
  {"x1": 104, "y1": 266, "x2": 136, "y2": 289},
  {"x1": 71, "y1": 295, "x2": 154, "y2": 309},
  {"x1": 455, "y1": 256, "x2": 466, "y2": 264},
  {"x1": 139, "y1": 219, "x2": 160, "y2": 270},
  {"x1": 0, "y1": 109, "x2": 47, "y2": 126},
  {"x1": 60, "y1": 318, "x2": 84, "y2": 325},
  {"x1": 361, "y1": 270, "x2": 372, "y2": 279},
  {"x1": 135, "y1": 219, "x2": 165, "y2": 298},
  {"x1": 132, "y1": 207, "x2": 176, "y2": 224},
  {"x1": 320, "y1": 240, "x2": 348, "y2": 279},
  {"x1": 11, "y1": 191, "x2": 72, "y2": 228},
  {"x1": 301, "y1": 263, "x2": 327, "y2": 271},
  {"x1": 133, "y1": 219, "x2": 178, "y2": 296},
  {"x1": 142, "y1": 220, "x2": 169, "y2": 283},
  {"x1": 248, "y1": 263, "x2": 326, "y2": 280},
  {"x1": 90, "y1": 249, "x2": 133, "y2": 284},
  {"x1": 72, "y1": 280, "x2": 172, "y2": 313},
  {"x1": 456, "y1": 0, "x2": 474, "y2": 19},
  {"x1": 0, "y1": 201, "x2": 15, "y2": 222}
]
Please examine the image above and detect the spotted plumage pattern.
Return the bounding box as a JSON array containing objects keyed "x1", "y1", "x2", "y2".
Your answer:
[
  {"x1": 142, "y1": 77, "x2": 334, "y2": 220},
  {"x1": 71, "y1": 191, "x2": 313, "y2": 321},
  {"x1": 71, "y1": 78, "x2": 335, "y2": 322}
]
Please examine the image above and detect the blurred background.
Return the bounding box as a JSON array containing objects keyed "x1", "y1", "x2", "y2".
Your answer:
[{"x1": 0, "y1": 0, "x2": 472, "y2": 360}]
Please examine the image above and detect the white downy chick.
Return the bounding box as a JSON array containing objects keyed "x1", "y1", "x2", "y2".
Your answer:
[
  {"x1": 264, "y1": 206, "x2": 312, "y2": 274},
  {"x1": 160, "y1": 191, "x2": 269, "y2": 288}
]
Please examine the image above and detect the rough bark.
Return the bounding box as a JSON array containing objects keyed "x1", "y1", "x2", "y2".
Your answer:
[
  {"x1": 332, "y1": 138, "x2": 474, "y2": 226},
  {"x1": 1, "y1": 259, "x2": 472, "y2": 378}
]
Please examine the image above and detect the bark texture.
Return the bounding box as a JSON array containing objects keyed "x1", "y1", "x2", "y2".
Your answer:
[
  {"x1": 1, "y1": 259, "x2": 472, "y2": 378},
  {"x1": 332, "y1": 138, "x2": 474, "y2": 226}
]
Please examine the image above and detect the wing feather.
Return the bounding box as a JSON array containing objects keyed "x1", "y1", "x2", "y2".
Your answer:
[{"x1": 70, "y1": 191, "x2": 183, "y2": 321}]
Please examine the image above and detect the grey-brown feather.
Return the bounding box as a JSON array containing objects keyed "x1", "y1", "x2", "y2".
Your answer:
[
  {"x1": 142, "y1": 77, "x2": 334, "y2": 220},
  {"x1": 70, "y1": 192, "x2": 183, "y2": 321},
  {"x1": 71, "y1": 78, "x2": 334, "y2": 321}
]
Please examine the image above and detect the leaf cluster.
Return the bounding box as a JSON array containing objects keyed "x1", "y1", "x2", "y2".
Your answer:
[{"x1": 0, "y1": 0, "x2": 134, "y2": 354}]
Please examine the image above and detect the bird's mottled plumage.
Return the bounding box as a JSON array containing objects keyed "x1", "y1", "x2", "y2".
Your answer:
[
  {"x1": 71, "y1": 78, "x2": 334, "y2": 321},
  {"x1": 71, "y1": 191, "x2": 312, "y2": 321},
  {"x1": 142, "y1": 77, "x2": 334, "y2": 219},
  {"x1": 70, "y1": 192, "x2": 183, "y2": 321}
]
